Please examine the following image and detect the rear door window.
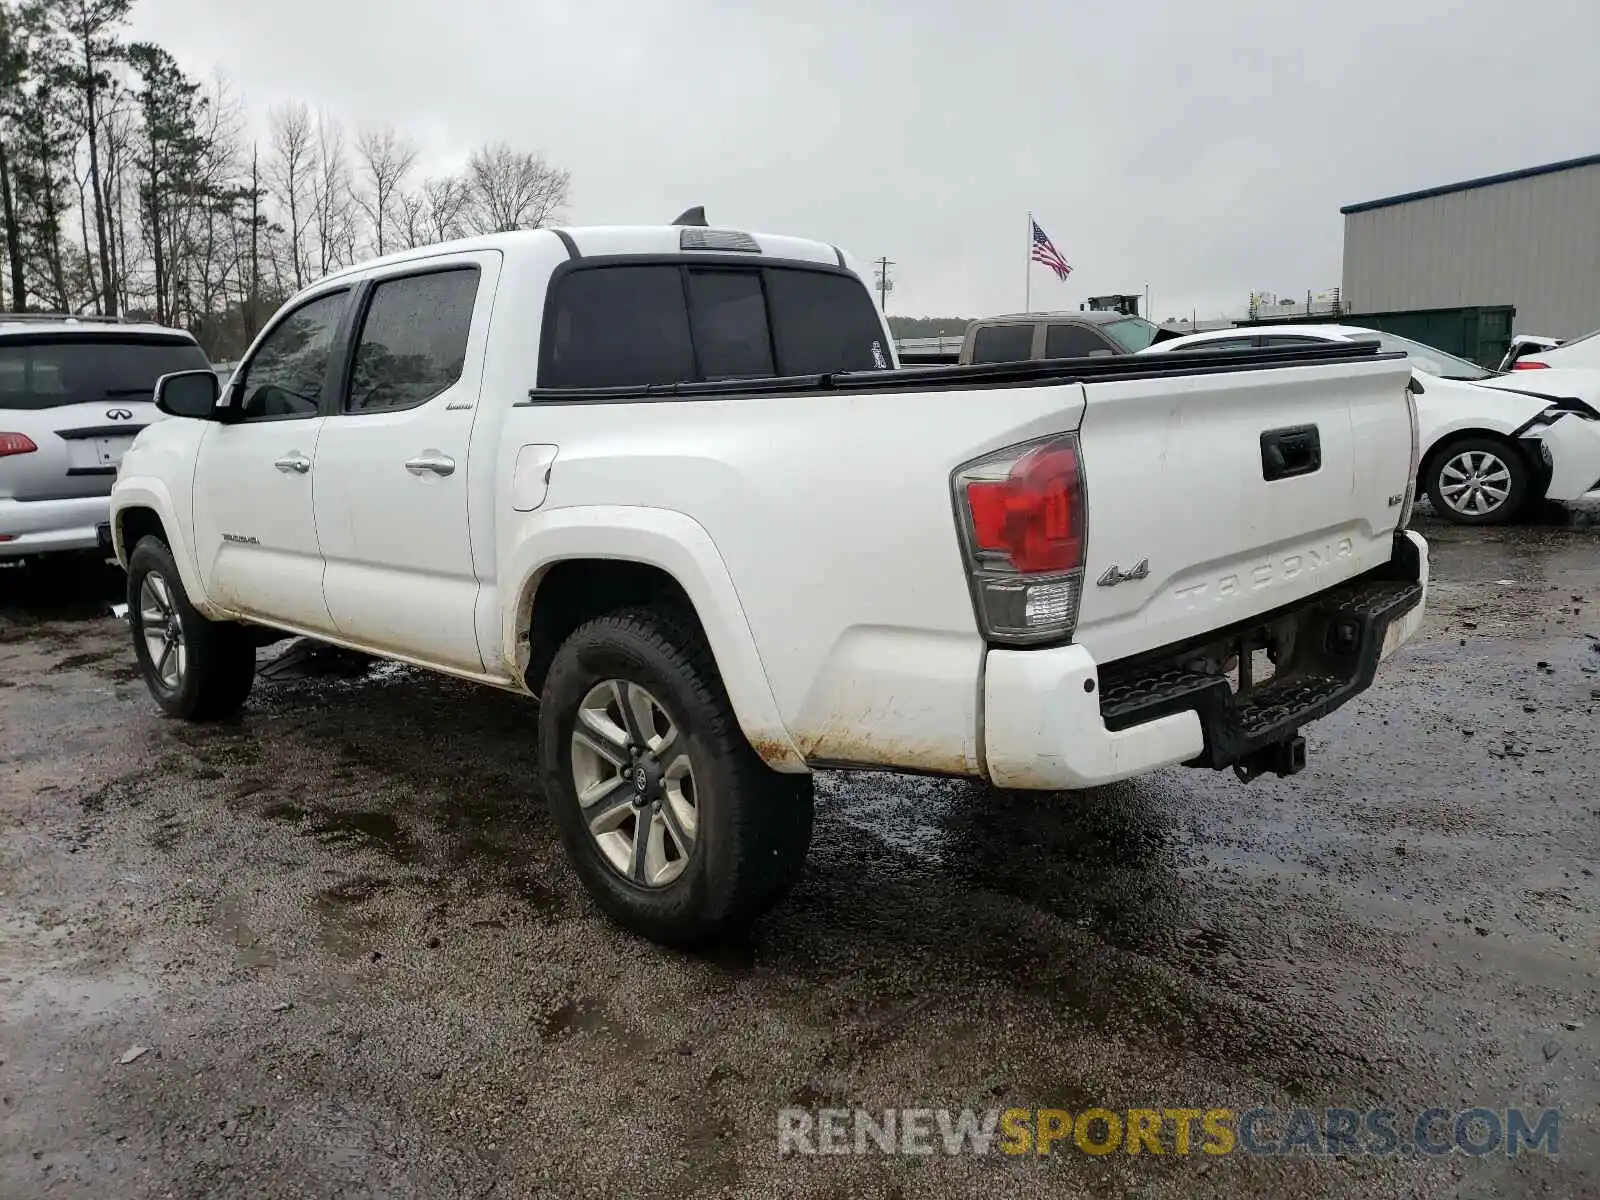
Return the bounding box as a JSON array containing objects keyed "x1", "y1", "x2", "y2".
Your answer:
[
  {"x1": 1044, "y1": 324, "x2": 1111, "y2": 358},
  {"x1": 0, "y1": 337, "x2": 211, "y2": 410},
  {"x1": 970, "y1": 324, "x2": 1034, "y2": 364},
  {"x1": 347, "y1": 267, "x2": 479, "y2": 411}
]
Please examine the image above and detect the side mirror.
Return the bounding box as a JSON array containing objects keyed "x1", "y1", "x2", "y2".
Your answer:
[{"x1": 154, "y1": 369, "x2": 221, "y2": 419}]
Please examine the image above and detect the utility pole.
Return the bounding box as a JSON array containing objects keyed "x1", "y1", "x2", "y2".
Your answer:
[{"x1": 873, "y1": 257, "x2": 894, "y2": 311}]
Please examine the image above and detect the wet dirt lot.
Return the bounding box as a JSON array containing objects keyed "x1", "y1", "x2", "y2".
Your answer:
[{"x1": 1, "y1": 513, "x2": 1597, "y2": 1199}]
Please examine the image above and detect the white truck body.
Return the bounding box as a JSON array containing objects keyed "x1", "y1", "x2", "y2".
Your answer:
[
  {"x1": 110, "y1": 223, "x2": 1428, "y2": 943},
  {"x1": 114, "y1": 225, "x2": 1429, "y2": 784}
]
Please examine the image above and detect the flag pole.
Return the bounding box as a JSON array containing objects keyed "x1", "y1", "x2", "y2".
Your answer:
[{"x1": 1024, "y1": 211, "x2": 1032, "y2": 312}]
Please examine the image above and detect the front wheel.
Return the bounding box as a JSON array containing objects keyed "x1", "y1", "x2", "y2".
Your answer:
[
  {"x1": 1424, "y1": 436, "x2": 1532, "y2": 525},
  {"x1": 538, "y1": 606, "x2": 814, "y2": 947},
  {"x1": 127, "y1": 536, "x2": 257, "y2": 720}
]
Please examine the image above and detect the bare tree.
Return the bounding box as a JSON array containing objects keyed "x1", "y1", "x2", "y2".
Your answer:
[
  {"x1": 394, "y1": 187, "x2": 426, "y2": 249},
  {"x1": 309, "y1": 109, "x2": 354, "y2": 276},
  {"x1": 421, "y1": 174, "x2": 469, "y2": 243},
  {"x1": 0, "y1": 8, "x2": 576, "y2": 349},
  {"x1": 265, "y1": 99, "x2": 311, "y2": 289},
  {"x1": 353, "y1": 123, "x2": 414, "y2": 257},
  {"x1": 464, "y1": 142, "x2": 568, "y2": 234}
]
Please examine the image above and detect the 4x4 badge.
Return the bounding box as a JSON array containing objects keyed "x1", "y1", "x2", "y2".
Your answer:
[{"x1": 1097, "y1": 559, "x2": 1150, "y2": 587}]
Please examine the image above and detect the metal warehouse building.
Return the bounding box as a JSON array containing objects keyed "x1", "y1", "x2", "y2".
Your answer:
[{"x1": 1341, "y1": 153, "x2": 1600, "y2": 340}]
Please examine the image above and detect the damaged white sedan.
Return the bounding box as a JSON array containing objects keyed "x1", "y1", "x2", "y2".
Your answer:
[{"x1": 1142, "y1": 325, "x2": 1600, "y2": 524}]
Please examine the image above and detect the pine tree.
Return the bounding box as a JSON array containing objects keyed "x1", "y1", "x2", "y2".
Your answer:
[
  {"x1": 46, "y1": 0, "x2": 130, "y2": 314},
  {"x1": 126, "y1": 40, "x2": 201, "y2": 325}
]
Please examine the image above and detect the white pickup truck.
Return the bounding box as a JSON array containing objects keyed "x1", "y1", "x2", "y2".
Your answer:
[{"x1": 111, "y1": 219, "x2": 1428, "y2": 945}]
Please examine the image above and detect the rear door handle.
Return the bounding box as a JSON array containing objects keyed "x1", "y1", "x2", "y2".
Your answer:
[
  {"x1": 1260, "y1": 424, "x2": 1321, "y2": 481},
  {"x1": 274, "y1": 452, "x2": 312, "y2": 474},
  {"x1": 404, "y1": 452, "x2": 456, "y2": 477}
]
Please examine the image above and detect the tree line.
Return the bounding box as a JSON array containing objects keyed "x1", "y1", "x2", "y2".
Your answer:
[{"x1": 0, "y1": 0, "x2": 570, "y2": 359}]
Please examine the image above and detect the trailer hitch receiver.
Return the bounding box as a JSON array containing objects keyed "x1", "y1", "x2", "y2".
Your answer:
[{"x1": 1233, "y1": 733, "x2": 1307, "y2": 783}]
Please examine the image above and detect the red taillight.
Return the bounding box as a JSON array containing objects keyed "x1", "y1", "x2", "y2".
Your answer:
[
  {"x1": 1511, "y1": 361, "x2": 1550, "y2": 370},
  {"x1": 964, "y1": 442, "x2": 1084, "y2": 573},
  {"x1": 0, "y1": 432, "x2": 37, "y2": 457},
  {"x1": 954, "y1": 433, "x2": 1087, "y2": 644}
]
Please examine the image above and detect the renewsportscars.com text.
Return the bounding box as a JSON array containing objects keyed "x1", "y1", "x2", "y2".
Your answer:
[{"x1": 777, "y1": 1106, "x2": 1560, "y2": 1158}]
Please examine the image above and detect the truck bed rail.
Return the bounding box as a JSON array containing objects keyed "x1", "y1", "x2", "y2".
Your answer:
[{"x1": 523, "y1": 340, "x2": 1398, "y2": 405}]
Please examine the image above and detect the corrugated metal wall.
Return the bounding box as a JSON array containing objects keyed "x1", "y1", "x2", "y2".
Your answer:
[{"x1": 1341, "y1": 163, "x2": 1600, "y2": 339}]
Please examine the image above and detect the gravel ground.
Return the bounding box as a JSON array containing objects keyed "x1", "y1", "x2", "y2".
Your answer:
[{"x1": 1, "y1": 511, "x2": 1597, "y2": 1199}]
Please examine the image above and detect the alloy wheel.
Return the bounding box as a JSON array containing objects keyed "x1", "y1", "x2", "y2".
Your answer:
[
  {"x1": 139, "y1": 571, "x2": 187, "y2": 692},
  {"x1": 1438, "y1": 449, "x2": 1513, "y2": 517},
  {"x1": 569, "y1": 679, "x2": 699, "y2": 887}
]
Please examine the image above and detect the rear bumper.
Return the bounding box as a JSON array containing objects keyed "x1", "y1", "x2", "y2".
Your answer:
[
  {"x1": 0, "y1": 495, "x2": 112, "y2": 558},
  {"x1": 983, "y1": 530, "x2": 1428, "y2": 789}
]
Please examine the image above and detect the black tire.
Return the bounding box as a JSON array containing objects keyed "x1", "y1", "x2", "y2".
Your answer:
[
  {"x1": 538, "y1": 605, "x2": 814, "y2": 948},
  {"x1": 127, "y1": 536, "x2": 256, "y2": 720},
  {"x1": 1424, "y1": 435, "x2": 1533, "y2": 525}
]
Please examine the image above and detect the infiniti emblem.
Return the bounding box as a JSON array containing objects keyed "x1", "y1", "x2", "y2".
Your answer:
[{"x1": 106, "y1": 408, "x2": 133, "y2": 420}]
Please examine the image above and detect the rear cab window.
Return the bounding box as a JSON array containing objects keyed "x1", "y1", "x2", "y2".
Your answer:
[
  {"x1": 1170, "y1": 336, "x2": 1256, "y2": 354},
  {"x1": 539, "y1": 261, "x2": 891, "y2": 389},
  {"x1": 0, "y1": 336, "x2": 211, "y2": 410},
  {"x1": 686, "y1": 270, "x2": 773, "y2": 379}
]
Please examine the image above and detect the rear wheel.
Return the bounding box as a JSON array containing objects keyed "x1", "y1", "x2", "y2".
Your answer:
[
  {"x1": 127, "y1": 537, "x2": 256, "y2": 720},
  {"x1": 1425, "y1": 436, "x2": 1532, "y2": 525},
  {"x1": 538, "y1": 606, "x2": 813, "y2": 947}
]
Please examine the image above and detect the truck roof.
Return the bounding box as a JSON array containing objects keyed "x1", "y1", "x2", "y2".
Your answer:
[
  {"x1": 317, "y1": 224, "x2": 850, "y2": 288},
  {"x1": 0, "y1": 315, "x2": 197, "y2": 341},
  {"x1": 977, "y1": 309, "x2": 1144, "y2": 325}
]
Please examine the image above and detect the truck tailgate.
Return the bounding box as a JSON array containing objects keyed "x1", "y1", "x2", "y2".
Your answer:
[{"x1": 1072, "y1": 356, "x2": 1415, "y2": 664}]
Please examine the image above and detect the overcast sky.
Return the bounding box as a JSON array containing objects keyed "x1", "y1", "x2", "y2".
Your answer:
[{"x1": 129, "y1": 0, "x2": 1599, "y2": 321}]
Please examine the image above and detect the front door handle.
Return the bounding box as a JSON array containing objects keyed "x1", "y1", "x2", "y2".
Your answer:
[
  {"x1": 274, "y1": 452, "x2": 312, "y2": 474},
  {"x1": 404, "y1": 452, "x2": 456, "y2": 477}
]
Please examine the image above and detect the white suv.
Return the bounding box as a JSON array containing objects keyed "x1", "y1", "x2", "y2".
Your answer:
[{"x1": 0, "y1": 317, "x2": 211, "y2": 562}]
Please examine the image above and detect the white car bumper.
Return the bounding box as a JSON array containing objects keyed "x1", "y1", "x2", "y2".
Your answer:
[
  {"x1": 0, "y1": 495, "x2": 112, "y2": 558},
  {"x1": 983, "y1": 530, "x2": 1429, "y2": 789},
  {"x1": 1531, "y1": 414, "x2": 1600, "y2": 501}
]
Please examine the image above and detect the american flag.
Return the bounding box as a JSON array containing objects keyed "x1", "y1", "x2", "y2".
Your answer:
[{"x1": 1030, "y1": 219, "x2": 1073, "y2": 280}]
